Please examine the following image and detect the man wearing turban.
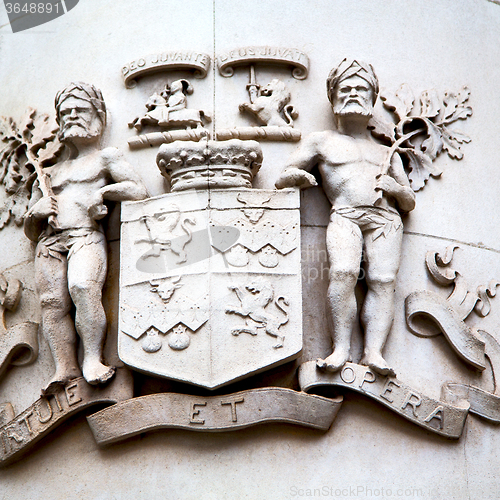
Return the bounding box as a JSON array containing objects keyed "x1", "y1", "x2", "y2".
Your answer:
[
  {"x1": 276, "y1": 60, "x2": 415, "y2": 376},
  {"x1": 24, "y1": 82, "x2": 148, "y2": 393}
]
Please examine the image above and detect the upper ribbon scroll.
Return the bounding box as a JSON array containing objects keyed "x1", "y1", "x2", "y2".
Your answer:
[
  {"x1": 122, "y1": 51, "x2": 211, "y2": 88},
  {"x1": 217, "y1": 46, "x2": 309, "y2": 80}
]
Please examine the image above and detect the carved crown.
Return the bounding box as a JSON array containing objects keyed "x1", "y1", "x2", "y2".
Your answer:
[{"x1": 156, "y1": 139, "x2": 262, "y2": 192}]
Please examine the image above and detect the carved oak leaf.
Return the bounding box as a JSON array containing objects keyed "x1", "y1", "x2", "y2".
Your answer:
[
  {"x1": 444, "y1": 86, "x2": 472, "y2": 123},
  {"x1": 0, "y1": 116, "x2": 20, "y2": 143},
  {"x1": 19, "y1": 108, "x2": 36, "y2": 145},
  {"x1": 380, "y1": 83, "x2": 414, "y2": 122},
  {"x1": 29, "y1": 114, "x2": 63, "y2": 167},
  {"x1": 443, "y1": 92, "x2": 459, "y2": 121},
  {"x1": 0, "y1": 117, "x2": 22, "y2": 184},
  {"x1": 420, "y1": 119, "x2": 444, "y2": 161},
  {"x1": 420, "y1": 89, "x2": 441, "y2": 119},
  {"x1": 448, "y1": 104, "x2": 472, "y2": 123},
  {"x1": 368, "y1": 115, "x2": 396, "y2": 143},
  {"x1": 441, "y1": 126, "x2": 471, "y2": 160},
  {"x1": 405, "y1": 149, "x2": 442, "y2": 191}
]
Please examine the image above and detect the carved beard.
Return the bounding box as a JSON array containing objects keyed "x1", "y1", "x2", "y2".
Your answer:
[
  {"x1": 60, "y1": 119, "x2": 101, "y2": 143},
  {"x1": 333, "y1": 99, "x2": 373, "y2": 119}
]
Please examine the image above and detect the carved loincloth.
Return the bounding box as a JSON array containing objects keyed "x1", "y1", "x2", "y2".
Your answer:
[
  {"x1": 37, "y1": 227, "x2": 105, "y2": 261},
  {"x1": 330, "y1": 205, "x2": 402, "y2": 241}
]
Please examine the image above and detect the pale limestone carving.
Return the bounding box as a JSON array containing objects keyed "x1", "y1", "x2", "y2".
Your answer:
[
  {"x1": 406, "y1": 246, "x2": 500, "y2": 422},
  {"x1": 216, "y1": 48, "x2": 308, "y2": 142},
  {"x1": 276, "y1": 59, "x2": 417, "y2": 377},
  {"x1": 119, "y1": 186, "x2": 302, "y2": 390},
  {"x1": 87, "y1": 388, "x2": 342, "y2": 444},
  {"x1": 0, "y1": 274, "x2": 38, "y2": 378},
  {"x1": 239, "y1": 78, "x2": 298, "y2": 127},
  {"x1": 226, "y1": 281, "x2": 289, "y2": 349},
  {"x1": 369, "y1": 84, "x2": 472, "y2": 190},
  {"x1": 122, "y1": 51, "x2": 211, "y2": 88},
  {"x1": 0, "y1": 369, "x2": 132, "y2": 466},
  {"x1": 129, "y1": 79, "x2": 211, "y2": 132},
  {"x1": 23, "y1": 82, "x2": 148, "y2": 394},
  {"x1": 156, "y1": 139, "x2": 262, "y2": 191},
  {"x1": 217, "y1": 46, "x2": 309, "y2": 80},
  {"x1": 0, "y1": 109, "x2": 63, "y2": 229},
  {"x1": 128, "y1": 80, "x2": 211, "y2": 149},
  {"x1": 217, "y1": 76, "x2": 301, "y2": 142},
  {"x1": 298, "y1": 361, "x2": 469, "y2": 438}
]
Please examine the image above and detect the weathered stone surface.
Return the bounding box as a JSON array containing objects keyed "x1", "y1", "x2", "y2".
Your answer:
[
  {"x1": 87, "y1": 388, "x2": 342, "y2": 445},
  {"x1": 1, "y1": 1, "x2": 500, "y2": 498},
  {"x1": 119, "y1": 188, "x2": 302, "y2": 389}
]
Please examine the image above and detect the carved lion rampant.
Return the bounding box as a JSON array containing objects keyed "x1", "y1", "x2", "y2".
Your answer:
[
  {"x1": 225, "y1": 280, "x2": 289, "y2": 348},
  {"x1": 239, "y1": 79, "x2": 298, "y2": 128}
]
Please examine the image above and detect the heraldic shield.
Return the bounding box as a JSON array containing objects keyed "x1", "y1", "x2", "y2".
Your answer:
[{"x1": 118, "y1": 188, "x2": 302, "y2": 389}]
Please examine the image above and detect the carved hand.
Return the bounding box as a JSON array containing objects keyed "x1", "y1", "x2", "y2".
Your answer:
[
  {"x1": 88, "y1": 191, "x2": 108, "y2": 221},
  {"x1": 375, "y1": 174, "x2": 401, "y2": 196},
  {"x1": 275, "y1": 168, "x2": 318, "y2": 190},
  {"x1": 28, "y1": 196, "x2": 58, "y2": 219}
]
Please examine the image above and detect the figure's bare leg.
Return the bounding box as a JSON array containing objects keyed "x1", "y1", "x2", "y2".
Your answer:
[
  {"x1": 35, "y1": 253, "x2": 81, "y2": 394},
  {"x1": 317, "y1": 215, "x2": 363, "y2": 372},
  {"x1": 67, "y1": 240, "x2": 115, "y2": 385},
  {"x1": 359, "y1": 226, "x2": 403, "y2": 377}
]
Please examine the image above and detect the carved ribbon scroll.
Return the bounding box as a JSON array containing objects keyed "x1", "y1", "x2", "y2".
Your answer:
[
  {"x1": 217, "y1": 47, "x2": 309, "y2": 79},
  {"x1": 122, "y1": 52, "x2": 211, "y2": 88},
  {"x1": 299, "y1": 361, "x2": 469, "y2": 438},
  {"x1": 87, "y1": 388, "x2": 342, "y2": 445},
  {"x1": 405, "y1": 246, "x2": 500, "y2": 422}
]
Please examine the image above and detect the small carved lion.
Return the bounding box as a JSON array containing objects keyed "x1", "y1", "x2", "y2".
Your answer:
[
  {"x1": 226, "y1": 280, "x2": 289, "y2": 348},
  {"x1": 239, "y1": 79, "x2": 298, "y2": 127}
]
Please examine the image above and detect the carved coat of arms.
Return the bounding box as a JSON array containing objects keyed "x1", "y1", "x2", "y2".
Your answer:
[{"x1": 118, "y1": 141, "x2": 302, "y2": 389}]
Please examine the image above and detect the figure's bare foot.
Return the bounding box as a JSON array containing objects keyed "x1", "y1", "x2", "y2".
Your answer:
[
  {"x1": 360, "y1": 352, "x2": 396, "y2": 377},
  {"x1": 317, "y1": 351, "x2": 349, "y2": 373},
  {"x1": 83, "y1": 362, "x2": 116, "y2": 386},
  {"x1": 42, "y1": 370, "x2": 81, "y2": 395}
]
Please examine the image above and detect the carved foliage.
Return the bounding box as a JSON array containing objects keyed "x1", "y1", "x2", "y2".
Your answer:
[
  {"x1": 0, "y1": 109, "x2": 63, "y2": 228},
  {"x1": 369, "y1": 85, "x2": 472, "y2": 191}
]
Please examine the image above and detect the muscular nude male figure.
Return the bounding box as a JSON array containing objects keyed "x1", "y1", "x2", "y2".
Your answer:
[
  {"x1": 24, "y1": 82, "x2": 148, "y2": 393},
  {"x1": 276, "y1": 60, "x2": 415, "y2": 376}
]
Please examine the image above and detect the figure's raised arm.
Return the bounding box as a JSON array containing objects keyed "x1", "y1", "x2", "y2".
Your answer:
[{"x1": 275, "y1": 133, "x2": 321, "y2": 189}]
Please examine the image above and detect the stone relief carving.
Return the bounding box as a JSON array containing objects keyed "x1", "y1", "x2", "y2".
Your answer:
[
  {"x1": 0, "y1": 109, "x2": 64, "y2": 229},
  {"x1": 226, "y1": 281, "x2": 289, "y2": 349},
  {"x1": 216, "y1": 49, "x2": 304, "y2": 142},
  {"x1": 217, "y1": 46, "x2": 309, "y2": 80},
  {"x1": 119, "y1": 181, "x2": 302, "y2": 389},
  {"x1": 239, "y1": 78, "x2": 298, "y2": 128},
  {"x1": 0, "y1": 370, "x2": 132, "y2": 466},
  {"x1": 370, "y1": 83, "x2": 472, "y2": 190},
  {"x1": 129, "y1": 80, "x2": 211, "y2": 132},
  {"x1": 277, "y1": 59, "x2": 416, "y2": 377},
  {"x1": 156, "y1": 139, "x2": 262, "y2": 191},
  {"x1": 406, "y1": 246, "x2": 500, "y2": 422},
  {"x1": 217, "y1": 75, "x2": 301, "y2": 142},
  {"x1": 0, "y1": 274, "x2": 38, "y2": 379},
  {"x1": 23, "y1": 82, "x2": 148, "y2": 394},
  {"x1": 0, "y1": 52, "x2": 484, "y2": 465},
  {"x1": 128, "y1": 79, "x2": 211, "y2": 149},
  {"x1": 122, "y1": 51, "x2": 211, "y2": 88}
]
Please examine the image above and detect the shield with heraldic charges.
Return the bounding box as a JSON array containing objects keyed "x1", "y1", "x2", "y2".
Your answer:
[{"x1": 118, "y1": 188, "x2": 302, "y2": 389}]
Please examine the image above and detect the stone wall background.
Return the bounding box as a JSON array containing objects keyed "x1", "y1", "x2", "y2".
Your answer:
[{"x1": 0, "y1": 1, "x2": 499, "y2": 498}]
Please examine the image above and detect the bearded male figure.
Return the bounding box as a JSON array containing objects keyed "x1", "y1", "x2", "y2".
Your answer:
[
  {"x1": 24, "y1": 82, "x2": 148, "y2": 393},
  {"x1": 276, "y1": 60, "x2": 416, "y2": 376}
]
